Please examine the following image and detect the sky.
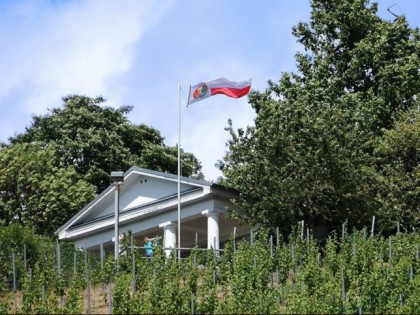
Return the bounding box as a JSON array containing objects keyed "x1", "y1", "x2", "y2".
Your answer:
[{"x1": 0, "y1": 0, "x2": 419, "y2": 181}]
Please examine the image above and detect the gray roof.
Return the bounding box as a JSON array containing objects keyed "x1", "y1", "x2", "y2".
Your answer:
[{"x1": 55, "y1": 166, "x2": 216, "y2": 235}]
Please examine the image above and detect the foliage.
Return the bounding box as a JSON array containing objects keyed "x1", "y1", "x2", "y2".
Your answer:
[
  {"x1": 218, "y1": 0, "x2": 420, "y2": 233},
  {"x1": 0, "y1": 143, "x2": 96, "y2": 235},
  {"x1": 9, "y1": 95, "x2": 203, "y2": 192},
  {"x1": 0, "y1": 95, "x2": 203, "y2": 235},
  {"x1": 375, "y1": 106, "x2": 420, "y2": 232},
  {"x1": 0, "y1": 224, "x2": 55, "y2": 293},
  {"x1": 0, "y1": 225, "x2": 419, "y2": 314}
]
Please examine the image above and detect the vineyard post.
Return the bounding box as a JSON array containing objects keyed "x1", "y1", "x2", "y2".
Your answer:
[
  {"x1": 276, "y1": 227, "x2": 280, "y2": 247},
  {"x1": 191, "y1": 294, "x2": 195, "y2": 315},
  {"x1": 341, "y1": 223, "x2": 346, "y2": 241},
  {"x1": 341, "y1": 273, "x2": 346, "y2": 302},
  {"x1": 100, "y1": 240, "x2": 104, "y2": 271},
  {"x1": 371, "y1": 216, "x2": 375, "y2": 237},
  {"x1": 306, "y1": 228, "x2": 310, "y2": 254},
  {"x1": 73, "y1": 251, "x2": 77, "y2": 276},
  {"x1": 397, "y1": 221, "x2": 400, "y2": 234},
  {"x1": 56, "y1": 239, "x2": 63, "y2": 308},
  {"x1": 195, "y1": 232, "x2": 198, "y2": 245},
  {"x1": 108, "y1": 282, "x2": 112, "y2": 314},
  {"x1": 56, "y1": 239, "x2": 61, "y2": 274},
  {"x1": 12, "y1": 252, "x2": 16, "y2": 311},
  {"x1": 84, "y1": 241, "x2": 91, "y2": 314},
  {"x1": 270, "y1": 235, "x2": 273, "y2": 258},
  {"x1": 131, "y1": 234, "x2": 136, "y2": 294},
  {"x1": 291, "y1": 244, "x2": 295, "y2": 283},
  {"x1": 353, "y1": 240, "x2": 357, "y2": 257},
  {"x1": 410, "y1": 265, "x2": 413, "y2": 281},
  {"x1": 416, "y1": 244, "x2": 419, "y2": 259},
  {"x1": 29, "y1": 268, "x2": 32, "y2": 287},
  {"x1": 100, "y1": 240, "x2": 104, "y2": 295},
  {"x1": 388, "y1": 236, "x2": 392, "y2": 260},
  {"x1": 301, "y1": 221, "x2": 304, "y2": 240},
  {"x1": 24, "y1": 244, "x2": 27, "y2": 269},
  {"x1": 250, "y1": 228, "x2": 254, "y2": 247},
  {"x1": 214, "y1": 236, "x2": 216, "y2": 256},
  {"x1": 291, "y1": 243, "x2": 295, "y2": 266},
  {"x1": 233, "y1": 226, "x2": 236, "y2": 253}
]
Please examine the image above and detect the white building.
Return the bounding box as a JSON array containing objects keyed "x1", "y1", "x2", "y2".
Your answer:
[{"x1": 56, "y1": 166, "x2": 249, "y2": 255}]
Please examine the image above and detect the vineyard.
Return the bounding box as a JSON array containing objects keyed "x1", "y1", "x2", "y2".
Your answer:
[{"x1": 0, "y1": 225, "x2": 419, "y2": 314}]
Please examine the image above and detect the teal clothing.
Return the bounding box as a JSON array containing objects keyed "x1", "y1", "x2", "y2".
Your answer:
[{"x1": 145, "y1": 241, "x2": 153, "y2": 256}]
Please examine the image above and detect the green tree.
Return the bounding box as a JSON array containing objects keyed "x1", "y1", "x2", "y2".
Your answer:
[
  {"x1": 0, "y1": 142, "x2": 95, "y2": 235},
  {"x1": 375, "y1": 106, "x2": 420, "y2": 231},
  {"x1": 1, "y1": 95, "x2": 203, "y2": 234},
  {"x1": 219, "y1": 0, "x2": 420, "y2": 233},
  {"x1": 10, "y1": 95, "x2": 203, "y2": 192}
]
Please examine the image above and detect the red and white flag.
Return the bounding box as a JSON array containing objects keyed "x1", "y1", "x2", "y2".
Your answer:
[{"x1": 187, "y1": 78, "x2": 252, "y2": 106}]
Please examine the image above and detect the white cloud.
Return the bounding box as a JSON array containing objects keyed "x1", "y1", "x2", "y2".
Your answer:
[
  {"x1": 0, "y1": 0, "x2": 172, "y2": 140},
  {"x1": 181, "y1": 97, "x2": 255, "y2": 181}
]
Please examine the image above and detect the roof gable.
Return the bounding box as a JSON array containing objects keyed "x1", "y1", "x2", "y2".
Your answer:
[{"x1": 56, "y1": 167, "x2": 212, "y2": 234}]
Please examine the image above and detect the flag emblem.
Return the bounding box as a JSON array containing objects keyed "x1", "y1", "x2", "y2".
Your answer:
[{"x1": 193, "y1": 82, "x2": 209, "y2": 100}]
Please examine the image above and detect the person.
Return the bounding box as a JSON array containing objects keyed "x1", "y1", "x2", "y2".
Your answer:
[{"x1": 144, "y1": 236, "x2": 153, "y2": 260}]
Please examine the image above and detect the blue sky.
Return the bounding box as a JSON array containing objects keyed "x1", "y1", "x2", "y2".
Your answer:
[{"x1": 1, "y1": 0, "x2": 419, "y2": 181}]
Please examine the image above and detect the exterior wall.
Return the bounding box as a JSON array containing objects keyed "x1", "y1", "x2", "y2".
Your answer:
[{"x1": 74, "y1": 198, "x2": 215, "y2": 250}]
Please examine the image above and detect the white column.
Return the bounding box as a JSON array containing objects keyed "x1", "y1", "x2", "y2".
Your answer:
[
  {"x1": 202, "y1": 210, "x2": 221, "y2": 250},
  {"x1": 159, "y1": 221, "x2": 177, "y2": 257}
]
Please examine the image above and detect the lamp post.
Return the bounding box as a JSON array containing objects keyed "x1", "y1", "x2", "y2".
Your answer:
[{"x1": 111, "y1": 171, "x2": 124, "y2": 262}]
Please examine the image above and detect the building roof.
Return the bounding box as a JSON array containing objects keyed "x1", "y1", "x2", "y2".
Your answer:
[{"x1": 56, "y1": 166, "x2": 237, "y2": 240}]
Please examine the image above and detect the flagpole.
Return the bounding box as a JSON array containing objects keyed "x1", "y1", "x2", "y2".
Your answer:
[{"x1": 177, "y1": 83, "x2": 181, "y2": 261}]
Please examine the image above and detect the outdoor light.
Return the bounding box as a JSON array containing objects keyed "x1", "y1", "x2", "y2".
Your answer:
[
  {"x1": 111, "y1": 171, "x2": 124, "y2": 184},
  {"x1": 111, "y1": 171, "x2": 124, "y2": 263}
]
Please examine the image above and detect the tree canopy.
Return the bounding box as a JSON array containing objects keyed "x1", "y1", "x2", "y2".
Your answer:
[
  {"x1": 219, "y1": 0, "x2": 419, "y2": 234},
  {"x1": 0, "y1": 95, "x2": 203, "y2": 235}
]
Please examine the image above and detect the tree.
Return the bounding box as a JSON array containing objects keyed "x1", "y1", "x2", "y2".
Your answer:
[
  {"x1": 10, "y1": 95, "x2": 203, "y2": 192},
  {"x1": 1, "y1": 95, "x2": 203, "y2": 234},
  {"x1": 0, "y1": 142, "x2": 96, "y2": 235},
  {"x1": 219, "y1": 0, "x2": 420, "y2": 233},
  {"x1": 375, "y1": 106, "x2": 420, "y2": 231}
]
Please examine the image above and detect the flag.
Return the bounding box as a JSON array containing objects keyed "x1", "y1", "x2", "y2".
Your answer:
[{"x1": 187, "y1": 78, "x2": 252, "y2": 105}]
